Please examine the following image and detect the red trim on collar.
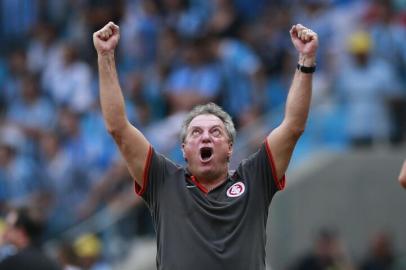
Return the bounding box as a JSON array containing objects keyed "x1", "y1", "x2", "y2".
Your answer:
[
  {"x1": 134, "y1": 145, "x2": 153, "y2": 196},
  {"x1": 190, "y1": 175, "x2": 209, "y2": 194},
  {"x1": 264, "y1": 140, "x2": 286, "y2": 190}
]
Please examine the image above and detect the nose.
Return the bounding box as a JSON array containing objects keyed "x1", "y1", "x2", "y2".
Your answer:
[{"x1": 201, "y1": 130, "x2": 211, "y2": 142}]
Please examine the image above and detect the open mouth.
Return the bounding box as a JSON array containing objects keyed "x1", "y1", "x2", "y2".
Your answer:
[{"x1": 200, "y1": 147, "x2": 213, "y2": 162}]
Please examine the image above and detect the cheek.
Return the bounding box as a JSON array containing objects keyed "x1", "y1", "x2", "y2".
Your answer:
[
  {"x1": 183, "y1": 142, "x2": 198, "y2": 157},
  {"x1": 214, "y1": 141, "x2": 231, "y2": 153},
  {"x1": 183, "y1": 147, "x2": 192, "y2": 158}
]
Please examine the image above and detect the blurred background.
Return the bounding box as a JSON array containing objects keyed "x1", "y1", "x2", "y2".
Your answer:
[{"x1": 0, "y1": 0, "x2": 405, "y2": 269}]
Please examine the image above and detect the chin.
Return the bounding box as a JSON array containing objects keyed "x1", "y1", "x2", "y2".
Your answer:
[
  {"x1": 197, "y1": 167, "x2": 217, "y2": 179},
  {"x1": 199, "y1": 167, "x2": 214, "y2": 176}
]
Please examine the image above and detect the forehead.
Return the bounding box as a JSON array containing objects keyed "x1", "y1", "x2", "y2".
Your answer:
[{"x1": 188, "y1": 114, "x2": 225, "y2": 129}]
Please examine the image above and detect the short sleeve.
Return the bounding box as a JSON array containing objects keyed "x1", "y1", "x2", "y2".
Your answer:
[
  {"x1": 133, "y1": 146, "x2": 179, "y2": 208},
  {"x1": 238, "y1": 140, "x2": 285, "y2": 206}
]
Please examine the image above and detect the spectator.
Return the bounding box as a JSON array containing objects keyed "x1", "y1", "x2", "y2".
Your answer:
[
  {"x1": 161, "y1": 0, "x2": 209, "y2": 38},
  {"x1": 292, "y1": 0, "x2": 335, "y2": 71},
  {"x1": 0, "y1": 217, "x2": 15, "y2": 261},
  {"x1": 0, "y1": 207, "x2": 61, "y2": 270},
  {"x1": 164, "y1": 37, "x2": 222, "y2": 113},
  {"x1": 207, "y1": 0, "x2": 243, "y2": 38},
  {"x1": 122, "y1": 72, "x2": 155, "y2": 128},
  {"x1": 5, "y1": 73, "x2": 56, "y2": 144},
  {"x1": 78, "y1": 159, "x2": 138, "y2": 219},
  {"x1": 368, "y1": 0, "x2": 406, "y2": 143},
  {"x1": 27, "y1": 22, "x2": 61, "y2": 75},
  {"x1": 336, "y1": 31, "x2": 401, "y2": 147},
  {"x1": 38, "y1": 131, "x2": 89, "y2": 235},
  {"x1": 290, "y1": 228, "x2": 354, "y2": 270},
  {"x1": 360, "y1": 231, "x2": 397, "y2": 270},
  {"x1": 0, "y1": 125, "x2": 44, "y2": 209},
  {"x1": 42, "y1": 43, "x2": 94, "y2": 114},
  {"x1": 74, "y1": 233, "x2": 111, "y2": 270},
  {"x1": 368, "y1": 0, "x2": 406, "y2": 79},
  {"x1": 206, "y1": 33, "x2": 262, "y2": 127},
  {"x1": 56, "y1": 241, "x2": 81, "y2": 270},
  {"x1": 251, "y1": 7, "x2": 292, "y2": 77},
  {"x1": 85, "y1": 0, "x2": 124, "y2": 34},
  {"x1": 2, "y1": 49, "x2": 28, "y2": 108},
  {"x1": 0, "y1": 0, "x2": 39, "y2": 52},
  {"x1": 119, "y1": 0, "x2": 162, "y2": 70}
]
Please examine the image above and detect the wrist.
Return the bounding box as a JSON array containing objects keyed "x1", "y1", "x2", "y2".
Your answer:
[
  {"x1": 297, "y1": 63, "x2": 316, "y2": 74},
  {"x1": 97, "y1": 52, "x2": 116, "y2": 68},
  {"x1": 298, "y1": 54, "x2": 316, "y2": 67},
  {"x1": 98, "y1": 51, "x2": 115, "y2": 59}
]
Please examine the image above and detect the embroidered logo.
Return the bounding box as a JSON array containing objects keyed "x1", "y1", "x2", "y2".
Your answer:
[{"x1": 226, "y1": 182, "x2": 245, "y2": 198}]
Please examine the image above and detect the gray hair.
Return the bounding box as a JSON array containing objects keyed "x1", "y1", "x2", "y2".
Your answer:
[{"x1": 180, "y1": 103, "x2": 236, "y2": 144}]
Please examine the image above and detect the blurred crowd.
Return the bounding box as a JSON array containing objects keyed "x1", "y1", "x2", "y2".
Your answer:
[
  {"x1": 0, "y1": 0, "x2": 405, "y2": 269},
  {"x1": 289, "y1": 228, "x2": 406, "y2": 270}
]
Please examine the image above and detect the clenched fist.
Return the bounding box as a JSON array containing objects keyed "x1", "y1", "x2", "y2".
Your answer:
[
  {"x1": 290, "y1": 24, "x2": 318, "y2": 65},
  {"x1": 93, "y1": 22, "x2": 120, "y2": 55}
]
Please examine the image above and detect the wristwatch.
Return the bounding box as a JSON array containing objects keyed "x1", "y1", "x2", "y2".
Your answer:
[{"x1": 297, "y1": 63, "x2": 316, "y2": 74}]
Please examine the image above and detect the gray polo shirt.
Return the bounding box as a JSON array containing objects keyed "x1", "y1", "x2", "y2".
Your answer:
[{"x1": 135, "y1": 141, "x2": 285, "y2": 270}]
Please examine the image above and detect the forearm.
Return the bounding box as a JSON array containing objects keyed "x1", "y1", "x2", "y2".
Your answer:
[
  {"x1": 98, "y1": 53, "x2": 128, "y2": 132},
  {"x1": 266, "y1": 24, "x2": 317, "y2": 180},
  {"x1": 283, "y1": 55, "x2": 314, "y2": 135},
  {"x1": 94, "y1": 22, "x2": 151, "y2": 186}
]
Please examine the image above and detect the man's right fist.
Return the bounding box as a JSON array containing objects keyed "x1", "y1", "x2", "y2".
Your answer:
[{"x1": 93, "y1": 22, "x2": 120, "y2": 55}]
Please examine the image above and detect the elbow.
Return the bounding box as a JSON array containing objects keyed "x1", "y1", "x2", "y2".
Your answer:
[
  {"x1": 107, "y1": 126, "x2": 118, "y2": 136},
  {"x1": 292, "y1": 126, "x2": 306, "y2": 138},
  {"x1": 106, "y1": 123, "x2": 120, "y2": 135},
  {"x1": 106, "y1": 121, "x2": 128, "y2": 140},
  {"x1": 103, "y1": 110, "x2": 128, "y2": 136},
  {"x1": 282, "y1": 116, "x2": 307, "y2": 139},
  {"x1": 284, "y1": 121, "x2": 306, "y2": 139},
  {"x1": 107, "y1": 127, "x2": 125, "y2": 146}
]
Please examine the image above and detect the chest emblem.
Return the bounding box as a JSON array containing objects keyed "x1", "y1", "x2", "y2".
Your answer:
[{"x1": 226, "y1": 182, "x2": 245, "y2": 197}]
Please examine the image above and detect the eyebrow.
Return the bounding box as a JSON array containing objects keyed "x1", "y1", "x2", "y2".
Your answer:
[{"x1": 189, "y1": 124, "x2": 223, "y2": 130}]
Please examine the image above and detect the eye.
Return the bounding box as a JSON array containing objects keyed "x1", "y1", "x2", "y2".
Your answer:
[
  {"x1": 211, "y1": 128, "x2": 221, "y2": 137},
  {"x1": 191, "y1": 129, "x2": 201, "y2": 136}
]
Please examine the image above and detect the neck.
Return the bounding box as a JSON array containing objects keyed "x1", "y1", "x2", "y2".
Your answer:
[
  {"x1": 191, "y1": 170, "x2": 228, "y2": 191},
  {"x1": 205, "y1": 178, "x2": 227, "y2": 192}
]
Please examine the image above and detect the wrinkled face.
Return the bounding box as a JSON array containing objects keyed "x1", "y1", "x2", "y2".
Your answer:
[{"x1": 182, "y1": 114, "x2": 232, "y2": 181}]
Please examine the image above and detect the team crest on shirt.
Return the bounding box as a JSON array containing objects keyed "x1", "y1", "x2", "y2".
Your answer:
[{"x1": 226, "y1": 182, "x2": 245, "y2": 197}]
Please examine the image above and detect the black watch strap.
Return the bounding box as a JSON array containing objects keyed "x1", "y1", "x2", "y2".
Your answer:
[{"x1": 297, "y1": 63, "x2": 316, "y2": 73}]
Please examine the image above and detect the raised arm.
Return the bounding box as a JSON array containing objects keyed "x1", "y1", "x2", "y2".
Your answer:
[
  {"x1": 267, "y1": 24, "x2": 318, "y2": 180},
  {"x1": 93, "y1": 22, "x2": 150, "y2": 187},
  {"x1": 399, "y1": 160, "x2": 406, "y2": 189}
]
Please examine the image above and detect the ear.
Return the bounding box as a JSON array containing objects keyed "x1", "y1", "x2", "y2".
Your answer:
[
  {"x1": 228, "y1": 142, "x2": 233, "y2": 158},
  {"x1": 181, "y1": 143, "x2": 186, "y2": 159}
]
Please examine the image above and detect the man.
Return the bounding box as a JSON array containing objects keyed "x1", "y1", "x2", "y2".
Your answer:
[
  {"x1": 399, "y1": 160, "x2": 406, "y2": 189},
  {"x1": 360, "y1": 231, "x2": 396, "y2": 270},
  {"x1": 291, "y1": 228, "x2": 354, "y2": 270},
  {"x1": 93, "y1": 21, "x2": 318, "y2": 269},
  {"x1": 0, "y1": 207, "x2": 60, "y2": 270}
]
